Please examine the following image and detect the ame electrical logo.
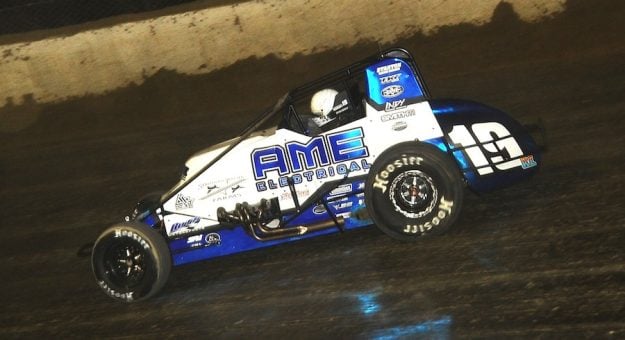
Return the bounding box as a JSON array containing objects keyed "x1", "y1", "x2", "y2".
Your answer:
[{"x1": 251, "y1": 128, "x2": 371, "y2": 191}]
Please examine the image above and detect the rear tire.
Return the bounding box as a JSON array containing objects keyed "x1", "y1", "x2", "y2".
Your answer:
[
  {"x1": 365, "y1": 142, "x2": 463, "y2": 241},
  {"x1": 91, "y1": 222, "x2": 171, "y2": 302}
]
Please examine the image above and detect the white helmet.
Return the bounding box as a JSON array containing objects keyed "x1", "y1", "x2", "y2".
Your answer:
[{"x1": 310, "y1": 89, "x2": 338, "y2": 116}]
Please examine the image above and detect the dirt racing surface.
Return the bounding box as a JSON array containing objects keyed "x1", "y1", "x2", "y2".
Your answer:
[{"x1": 1, "y1": 0, "x2": 625, "y2": 337}]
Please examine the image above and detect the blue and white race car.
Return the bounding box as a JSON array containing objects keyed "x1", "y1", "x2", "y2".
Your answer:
[{"x1": 91, "y1": 48, "x2": 541, "y2": 302}]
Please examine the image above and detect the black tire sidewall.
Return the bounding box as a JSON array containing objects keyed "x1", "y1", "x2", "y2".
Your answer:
[
  {"x1": 91, "y1": 223, "x2": 170, "y2": 302},
  {"x1": 365, "y1": 142, "x2": 463, "y2": 241}
]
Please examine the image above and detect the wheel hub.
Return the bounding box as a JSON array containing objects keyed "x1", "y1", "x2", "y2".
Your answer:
[
  {"x1": 389, "y1": 170, "x2": 438, "y2": 218},
  {"x1": 104, "y1": 242, "x2": 146, "y2": 287}
]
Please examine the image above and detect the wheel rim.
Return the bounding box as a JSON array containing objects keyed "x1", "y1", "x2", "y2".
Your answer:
[
  {"x1": 102, "y1": 240, "x2": 147, "y2": 289},
  {"x1": 389, "y1": 170, "x2": 438, "y2": 218}
]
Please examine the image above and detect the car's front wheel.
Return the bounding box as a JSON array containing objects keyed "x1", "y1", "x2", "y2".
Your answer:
[
  {"x1": 365, "y1": 142, "x2": 464, "y2": 241},
  {"x1": 91, "y1": 222, "x2": 171, "y2": 302}
]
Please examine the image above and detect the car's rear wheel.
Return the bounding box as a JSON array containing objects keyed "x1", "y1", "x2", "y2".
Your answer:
[
  {"x1": 91, "y1": 222, "x2": 171, "y2": 302},
  {"x1": 365, "y1": 142, "x2": 463, "y2": 241}
]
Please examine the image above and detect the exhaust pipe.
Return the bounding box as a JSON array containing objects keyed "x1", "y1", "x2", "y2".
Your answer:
[
  {"x1": 219, "y1": 201, "x2": 345, "y2": 241},
  {"x1": 247, "y1": 217, "x2": 345, "y2": 241}
]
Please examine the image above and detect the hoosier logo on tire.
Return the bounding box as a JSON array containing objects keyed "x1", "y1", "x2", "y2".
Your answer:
[{"x1": 364, "y1": 142, "x2": 464, "y2": 241}]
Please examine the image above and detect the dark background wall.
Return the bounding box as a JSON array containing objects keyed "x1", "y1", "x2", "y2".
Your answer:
[{"x1": 0, "y1": 0, "x2": 202, "y2": 34}]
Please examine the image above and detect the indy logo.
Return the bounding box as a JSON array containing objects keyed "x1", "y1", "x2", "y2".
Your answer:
[{"x1": 385, "y1": 99, "x2": 405, "y2": 111}]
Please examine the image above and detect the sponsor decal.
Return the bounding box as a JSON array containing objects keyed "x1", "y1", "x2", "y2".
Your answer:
[
  {"x1": 171, "y1": 216, "x2": 201, "y2": 233},
  {"x1": 213, "y1": 192, "x2": 242, "y2": 202},
  {"x1": 205, "y1": 233, "x2": 222, "y2": 246},
  {"x1": 186, "y1": 234, "x2": 203, "y2": 248},
  {"x1": 280, "y1": 189, "x2": 310, "y2": 201},
  {"x1": 175, "y1": 194, "x2": 194, "y2": 210},
  {"x1": 186, "y1": 234, "x2": 202, "y2": 244},
  {"x1": 336, "y1": 212, "x2": 351, "y2": 219},
  {"x1": 381, "y1": 109, "x2": 415, "y2": 122},
  {"x1": 376, "y1": 62, "x2": 402, "y2": 75},
  {"x1": 380, "y1": 73, "x2": 401, "y2": 84},
  {"x1": 185, "y1": 233, "x2": 221, "y2": 249},
  {"x1": 313, "y1": 204, "x2": 327, "y2": 215},
  {"x1": 381, "y1": 85, "x2": 404, "y2": 98},
  {"x1": 252, "y1": 128, "x2": 371, "y2": 192},
  {"x1": 392, "y1": 121, "x2": 408, "y2": 131},
  {"x1": 329, "y1": 183, "x2": 353, "y2": 197},
  {"x1": 114, "y1": 229, "x2": 150, "y2": 250},
  {"x1": 199, "y1": 177, "x2": 245, "y2": 202},
  {"x1": 385, "y1": 99, "x2": 406, "y2": 111},
  {"x1": 403, "y1": 197, "x2": 454, "y2": 234},
  {"x1": 520, "y1": 155, "x2": 537, "y2": 169},
  {"x1": 333, "y1": 201, "x2": 353, "y2": 210},
  {"x1": 98, "y1": 280, "x2": 134, "y2": 301},
  {"x1": 372, "y1": 155, "x2": 424, "y2": 194}
]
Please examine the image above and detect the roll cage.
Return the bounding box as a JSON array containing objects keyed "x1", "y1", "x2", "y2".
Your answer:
[{"x1": 278, "y1": 48, "x2": 430, "y2": 135}]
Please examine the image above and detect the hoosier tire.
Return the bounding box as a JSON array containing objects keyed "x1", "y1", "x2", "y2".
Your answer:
[
  {"x1": 91, "y1": 222, "x2": 171, "y2": 302},
  {"x1": 365, "y1": 142, "x2": 464, "y2": 241}
]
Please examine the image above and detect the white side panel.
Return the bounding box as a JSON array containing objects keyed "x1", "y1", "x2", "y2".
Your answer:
[
  {"x1": 162, "y1": 100, "x2": 444, "y2": 236},
  {"x1": 363, "y1": 101, "x2": 443, "y2": 158}
]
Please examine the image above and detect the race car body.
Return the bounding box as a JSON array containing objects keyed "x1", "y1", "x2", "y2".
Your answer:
[{"x1": 91, "y1": 48, "x2": 541, "y2": 302}]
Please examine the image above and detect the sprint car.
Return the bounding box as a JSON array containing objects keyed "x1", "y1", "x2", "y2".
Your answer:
[{"x1": 92, "y1": 48, "x2": 542, "y2": 302}]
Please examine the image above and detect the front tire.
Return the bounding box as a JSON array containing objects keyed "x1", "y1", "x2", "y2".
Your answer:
[
  {"x1": 91, "y1": 222, "x2": 171, "y2": 302},
  {"x1": 365, "y1": 142, "x2": 463, "y2": 241}
]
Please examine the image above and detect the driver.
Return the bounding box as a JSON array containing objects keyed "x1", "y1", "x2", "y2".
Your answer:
[{"x1": 310, "y1": 88, "x2": 350, "y2": 129}]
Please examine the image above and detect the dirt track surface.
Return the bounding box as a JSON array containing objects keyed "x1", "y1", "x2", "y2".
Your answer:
[{"x1": 2, "y1": 0, "x2": 625, "y2": 337}]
